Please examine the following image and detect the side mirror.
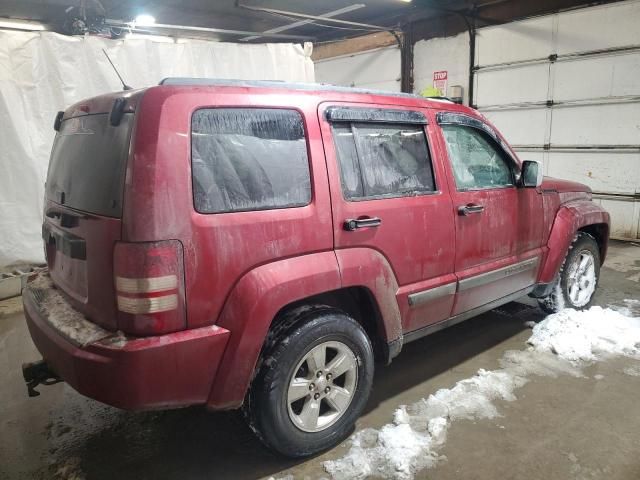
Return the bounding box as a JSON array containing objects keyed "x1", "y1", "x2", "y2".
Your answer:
[{"x1": 520, "y1": 160, "x2": 543, "y2": 188}]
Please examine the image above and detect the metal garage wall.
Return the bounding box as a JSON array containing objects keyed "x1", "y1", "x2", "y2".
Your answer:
[
  {"x1": 0, "y1": 31, "x2": 314, "y2": 267},
  {"x1": 474, "y1": 0, "x2": 640, "y2": 239},
  {"x1": 314, "y1": 46, "x2": 401, "y2": 92},
  {"x1": 413, "y1": 32, "x2": 470, "y2": 104}
]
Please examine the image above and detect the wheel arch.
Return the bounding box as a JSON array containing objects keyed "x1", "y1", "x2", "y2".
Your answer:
[
  {"x1": 577, "y1": 222, "x2": 609, "y2": 264},
  {"x1": 538, "y1": 200, "x2": 610, "y2": 284},
  {"x1": 270, "y1": 286, "x2": 390, "y2": 365},
  {"x1": 206, "y1": 252, "x2": 342, "y2": 410},
  {"x1": 205, "y1": 250, "x2": 401, "y2": 410}
]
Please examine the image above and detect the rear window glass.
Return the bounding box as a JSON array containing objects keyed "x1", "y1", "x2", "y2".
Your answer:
[
  {"x1": 46, "y1": 113, "x2": 133, "y2": 217},
  {"x1": 191, "y1": 108, "x2": 311, "y2": 214},
  {"x1": 332, "y1": 122, "x2": 435, "y2": 200}
]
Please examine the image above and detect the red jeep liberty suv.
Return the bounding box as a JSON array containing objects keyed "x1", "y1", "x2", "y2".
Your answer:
[{"x1": 22, "y1": 79, "x2": 609, "y2": 457}]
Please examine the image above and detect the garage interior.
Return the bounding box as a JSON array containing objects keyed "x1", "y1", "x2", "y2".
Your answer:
[{"x1": 1, "y1": 1, "x2": 639, "y2": 479}]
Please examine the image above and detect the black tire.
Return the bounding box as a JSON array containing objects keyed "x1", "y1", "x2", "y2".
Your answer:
[
  {"x1": 538, "y1": 232, "x2": 601, "y2": 313},
  {"x1": 244, "y1": 306, "x2": 374, "y2": 458}
]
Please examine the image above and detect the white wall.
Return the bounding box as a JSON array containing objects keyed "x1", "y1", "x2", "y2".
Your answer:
[
  {"x1": 0, "y1": 31, "x2": 314, "y2": 267},
  {"x1": 413, "y1": 32, "x2": 470, "y2": 103},
  {"x1": 314, "y1": 46, "x2": 401, "y2": 92}
]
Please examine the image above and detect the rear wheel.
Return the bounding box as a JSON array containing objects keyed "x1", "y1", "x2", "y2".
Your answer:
[
  {"x1": 244, "y1": 306, "x2": 374, "y2": 458},
  {"x1": 538, "y1": 232, "x2": 600, "y2": 313}
]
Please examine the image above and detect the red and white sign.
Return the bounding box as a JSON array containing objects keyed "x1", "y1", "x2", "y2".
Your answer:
[{"x1": 433, "y1": 70, "x2": 448, "y2": 96}]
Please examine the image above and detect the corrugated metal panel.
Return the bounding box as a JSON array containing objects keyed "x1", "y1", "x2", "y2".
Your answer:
[
  {"x1": 553, "y1": 52, "x2": 640, "y2": 101},
  {"x1": 595, "y1": 197, "x2": 640, "y2": 240},
  {"x1": 475, "y1": 63, "x2": 550, "y2": 106},
  {"x1": 555, "y1": 1, "x2": 640, "y2": 54},
  {"x1": 482, "y1": 108, "x2": 550, "y2": 146},
  {"x1": 550, "y1": 103, "x2": 640, "y2": 146},
  {"x1": 474, "y1": 0, "x2": 640, "y2": 239},
  {"x1": 545, "y1": 152, "x2": 640, "y2": 196},
  {"x1": 475, "y1": 15, "x2": 554, "y2": 66}
]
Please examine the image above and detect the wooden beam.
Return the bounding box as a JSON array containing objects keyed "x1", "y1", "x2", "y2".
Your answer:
[{"x1": 311, "y1": 31, "x2": 398, "y2": 61}]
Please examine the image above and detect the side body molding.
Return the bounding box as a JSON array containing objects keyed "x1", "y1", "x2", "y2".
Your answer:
[
  {"x1": 538, "y1": 200, "x2": 610, "y2": 284},
  {"x1": 207, "y1": 251, "x2": 341, "y2": 409}
]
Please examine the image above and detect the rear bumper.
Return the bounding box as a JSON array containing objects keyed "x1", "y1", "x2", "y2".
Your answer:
[{"x1": 23, "y1": 274, "x2": 230, "y2": 410}]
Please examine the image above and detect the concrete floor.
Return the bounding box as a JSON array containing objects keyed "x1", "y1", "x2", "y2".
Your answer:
[{"x1": 1, "y1": 240, "x2": 639, "y2": 480}]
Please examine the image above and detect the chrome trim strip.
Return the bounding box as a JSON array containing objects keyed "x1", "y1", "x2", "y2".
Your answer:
[
  {"x1": 115, "y1": 275, "x2": 178, "y2": 294},
  {"x1": 458, "y1": 257, "x2": 539, "y2": 292},
  {"x1": 408, "y1": 282, "x2": 457, "y2": 307},
  {"x1": 117, "y1": 294, "x2": 178, "y2": 314}
]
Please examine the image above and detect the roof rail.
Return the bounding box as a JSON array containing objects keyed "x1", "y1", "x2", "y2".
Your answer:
[{"x1": 158, "y1": 77, "x2": 430, "y2": 101}]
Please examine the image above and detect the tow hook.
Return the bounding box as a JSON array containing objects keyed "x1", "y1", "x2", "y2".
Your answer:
[{"x1": 22, "y1": 360, "x2": 62, "y2": 397}]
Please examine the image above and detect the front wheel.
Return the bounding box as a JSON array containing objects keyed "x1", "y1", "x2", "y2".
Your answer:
[
  {"x1": 244, "y1": 307, "x2": 374, "y2": 458},
  {"x1": 538, "y1": 232, "x2": 601, "y2": 313}
]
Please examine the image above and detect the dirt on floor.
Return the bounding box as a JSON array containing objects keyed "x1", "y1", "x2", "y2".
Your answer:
[{"x1": 0, "y1": 241, "x2": 639, "y2": 480}]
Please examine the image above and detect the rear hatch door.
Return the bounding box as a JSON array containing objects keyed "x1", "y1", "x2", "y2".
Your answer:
[{"x1": 43, "y1": 97, "x2": 136, "y2": 330}]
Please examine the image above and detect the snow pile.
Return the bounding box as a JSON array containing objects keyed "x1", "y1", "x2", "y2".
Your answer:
[
  {"x1": 623, "y1": 364, "x2": 640, "y2": 377},
  {"x1": 324, "y1": 306, "x2": 640, "y2": 480},
  {"x1": 614, "y1": 299, "x2": 640, "y2": 317},
  {"x1": 325, "y1": 421, "x2": 444, "y2": 480},
  {"x1": 324, "y1": 355, "x2": 577, "y2": 480},
  {"x1": 528, "y1": 306, "x2": 640, "y2": 363}
]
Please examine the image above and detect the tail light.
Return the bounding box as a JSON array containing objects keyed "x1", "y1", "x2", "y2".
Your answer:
[{"x1": 114, "y1": 240, "x2": 186, "y2": 336}]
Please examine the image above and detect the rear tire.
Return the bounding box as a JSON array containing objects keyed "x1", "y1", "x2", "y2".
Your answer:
[
  {"x1": 244, "y1": 306, "x2": 374, "y2": 458},
  {"x1": 538, "y1": 232, "x2": 600, "y2": 313}
]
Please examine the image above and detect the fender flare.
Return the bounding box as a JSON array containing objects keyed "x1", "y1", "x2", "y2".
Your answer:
[
  {"x1": 538, "y1": 200, "x2": 610, "y2": 284},
  {"x1": 206, "y1": 248, "x2": 404, "y2": 409},
  {"x1": 207, "y1": 251, "x2": 341, "y2": 409},
  {"x1": 334, "y1": 248, "x2": 403, "y2": 348}
]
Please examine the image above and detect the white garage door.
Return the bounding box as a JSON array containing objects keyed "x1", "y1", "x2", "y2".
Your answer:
[
  {"x1": 474, "y1": 0, "x2": 640, "y2": 239},
  {"x1": 314, "y1": 46, "x2": 401, "y2": 92}
]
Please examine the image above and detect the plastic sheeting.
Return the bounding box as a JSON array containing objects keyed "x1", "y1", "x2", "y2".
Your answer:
[{"x1": 0, "y1": 30, "x2": 314, "y2": 267}]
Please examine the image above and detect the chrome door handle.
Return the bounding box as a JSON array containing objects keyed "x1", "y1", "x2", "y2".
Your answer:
[
  {"x1": 458, "y1": 204, "x2": 485, "y2": 216},
  {"x1": 344, "y1": 217, "x2": 382, "y2": 231}
]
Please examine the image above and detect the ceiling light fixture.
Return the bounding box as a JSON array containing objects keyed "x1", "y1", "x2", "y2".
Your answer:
[
  {"x1": 0, "y1": 18, "x2": 46, "y2": 31},
  {"x1": 133, "y1": 14, "x2": 156, "y2": 27}
]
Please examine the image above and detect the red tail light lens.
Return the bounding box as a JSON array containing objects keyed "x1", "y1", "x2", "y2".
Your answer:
[{"x1": 114, "y1": 240, "x2": 186, "y2": 336}]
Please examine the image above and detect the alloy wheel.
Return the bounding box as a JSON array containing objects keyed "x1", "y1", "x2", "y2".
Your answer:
[{"x1": 286, "y1": 340, "x2": 358, "y2": 433}]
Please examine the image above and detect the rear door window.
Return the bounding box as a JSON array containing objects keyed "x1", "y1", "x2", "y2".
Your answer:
[
  {"x1": 332, "y1": 122, "x2": 436, "y2": 200},
  {"x1": 191, "y1": 108, "x2": 312, "y2": 214},
  {"x1": 46, "y1": 113, "x2": 133, "y2": 217}
]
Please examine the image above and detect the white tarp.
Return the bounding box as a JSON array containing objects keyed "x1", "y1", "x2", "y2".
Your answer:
[{"x1": 0, "y1": 30, "x2": 314, "y2": 267}]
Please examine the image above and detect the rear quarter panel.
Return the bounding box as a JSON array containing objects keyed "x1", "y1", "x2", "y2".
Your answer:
[
  {"x1": 123, "y1": 87, "x2": 334, "y2": 330},
  {"x1": 207, "y1": 252, "x2": 342, "y2": 409}
]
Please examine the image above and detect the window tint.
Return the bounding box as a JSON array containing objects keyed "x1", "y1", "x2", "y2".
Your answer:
[
  {"x1": 191, "y1": 108, "x2": 311, "y2": 213},
  {"x1": 332, "y1": 122, "x2": 435, "y2": 200},
  {"x1": 441, "y1": 124, "x2": 514, "y2": 190}
]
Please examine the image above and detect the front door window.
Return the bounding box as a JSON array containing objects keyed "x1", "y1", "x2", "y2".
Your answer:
[{"x1": 441, "y1": 124, "x2": 514, "y2": 191}]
